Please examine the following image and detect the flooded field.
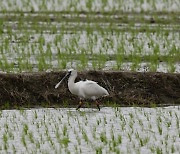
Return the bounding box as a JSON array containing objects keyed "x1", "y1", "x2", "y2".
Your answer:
[
  {"x1": 0, "y1": 31, "x2": 180, "y2": 73},
  {"x1": 0, "y1": 106, "x2": 180, "y2": 153},
  {"x1": 0, "y1": 0, "x2": 180, "y2": 12},
  {"x1": 0, "y1": 0, "x2": 179, "y2": 73}
]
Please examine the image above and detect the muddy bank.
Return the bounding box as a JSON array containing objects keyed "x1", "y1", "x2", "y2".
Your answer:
[{"x1": 0, "y1": 71, "x2": 179, "y2": 109}]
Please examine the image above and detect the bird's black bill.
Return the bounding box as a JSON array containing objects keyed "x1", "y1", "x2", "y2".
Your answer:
[{"x1": 55, "y1": 72, "x2": 71, "y2": 89}]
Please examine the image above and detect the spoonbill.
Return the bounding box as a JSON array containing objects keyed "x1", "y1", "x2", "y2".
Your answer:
[{"x1": 55, "y1": 69, "x2": 109, "y2": 111}]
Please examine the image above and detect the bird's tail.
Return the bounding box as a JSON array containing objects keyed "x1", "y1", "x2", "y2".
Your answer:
[{"x1": 104, "y1": 89, "x2": 109, "y2": 96}]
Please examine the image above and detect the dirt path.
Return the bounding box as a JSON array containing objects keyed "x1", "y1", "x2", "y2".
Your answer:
[{"x1": 0, "y1": 71, "x2": 179, "y2": 109}]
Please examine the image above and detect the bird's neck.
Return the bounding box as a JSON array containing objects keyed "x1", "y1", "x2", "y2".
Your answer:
[{"x1": 68, "y1": 74, "x2": 77, "y2": 92}]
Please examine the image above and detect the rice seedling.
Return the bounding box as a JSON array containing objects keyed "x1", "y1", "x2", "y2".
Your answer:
[
  {"x1": 3, "y1": 107, "x2": 180, "y2": 153},
  {"x1": 0, "y1": 0, "x2": 179, "y2": 12},
  {"x1": 0, "y1": 6, "x2": 179, "y2": 73},
  {"x1": 3, "y1": 133, "x2": 8, "y2": 151}
]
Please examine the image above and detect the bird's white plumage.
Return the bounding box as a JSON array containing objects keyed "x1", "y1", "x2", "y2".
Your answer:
[
  {"x1": 55, "y1": 69, "x2": 109, "y2": 101},
  {"x1": 74, "y1": 80, "x2": 109, "y2": 100}
]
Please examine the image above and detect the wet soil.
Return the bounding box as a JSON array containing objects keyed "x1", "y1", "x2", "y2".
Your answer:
[{"x1": 0, "y1": 71, "x2": 179, "y2": 109}]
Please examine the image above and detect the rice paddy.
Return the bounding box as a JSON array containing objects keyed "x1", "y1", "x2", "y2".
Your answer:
[
  {"x1": 0, "y1": 31, "x2": 180, "y2": 73},
  {"x1": 0, "y1": 0, "x2": 180, "y2": 153},
  {"x1": 0, "y1": 106, "x2": 180, "y2": 153},
  {"x1": 0, "y1": 0, "x2": 179, "y2": 73}
]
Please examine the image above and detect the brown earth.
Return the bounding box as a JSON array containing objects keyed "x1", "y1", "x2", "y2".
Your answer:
[{"x1": 0, "y1": 71, "x2": 179, "y2": 109}]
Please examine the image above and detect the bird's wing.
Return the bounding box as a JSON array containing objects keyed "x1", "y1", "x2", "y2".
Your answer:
[
  {"x1": 85, "y1": 80, "x2": 98, "y2": 84},
  {"x1": 81, "y1": 80, "x2": 108, "y2": 98}
]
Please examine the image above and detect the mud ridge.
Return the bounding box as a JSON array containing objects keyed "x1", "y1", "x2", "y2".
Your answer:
[{"x1": 0, "y1": 71, "x2": 179, "y2": 108}]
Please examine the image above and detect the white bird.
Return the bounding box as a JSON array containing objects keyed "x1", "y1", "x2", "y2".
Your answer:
[{"x1": 55, "y1": 69, "x2": 109, "y2": 110}]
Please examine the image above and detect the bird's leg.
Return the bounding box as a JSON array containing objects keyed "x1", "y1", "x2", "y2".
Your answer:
[
  {"x1": 76, "y1": 100, "x2": 83, "y2": 110},
  {"x1": 96, "y1": 101, "x2": 100, "y2": 111}
]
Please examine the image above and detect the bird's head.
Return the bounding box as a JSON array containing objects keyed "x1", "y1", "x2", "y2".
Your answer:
[
  {"x1": 67, "y1": 69, "x2": 77, "y2": 77},
  {"x1": 55, "y1": 69, "x2": 77, "y2": 89}
]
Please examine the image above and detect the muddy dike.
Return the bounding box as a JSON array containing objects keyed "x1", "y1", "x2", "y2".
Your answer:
[{"x1": 0, "y1": 71, "x2": 179, "y2": 109}]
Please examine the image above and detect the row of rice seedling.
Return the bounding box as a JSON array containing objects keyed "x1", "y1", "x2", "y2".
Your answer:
[
  {"x1": 0, "y1": 0, "x2": 179, "y2": 12},
  {"x1": 0, "y1": 106, "x2": 179, "y2": 153},
  {"x1": 2, "y1": 13, "x2": 180, "y2": 34},
  {"x1": 0, "y1": 5, "x2": 179, "y2": 73},
  {"x1": 0, "y1": 28, "x2": 179, "y2": 73}
]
